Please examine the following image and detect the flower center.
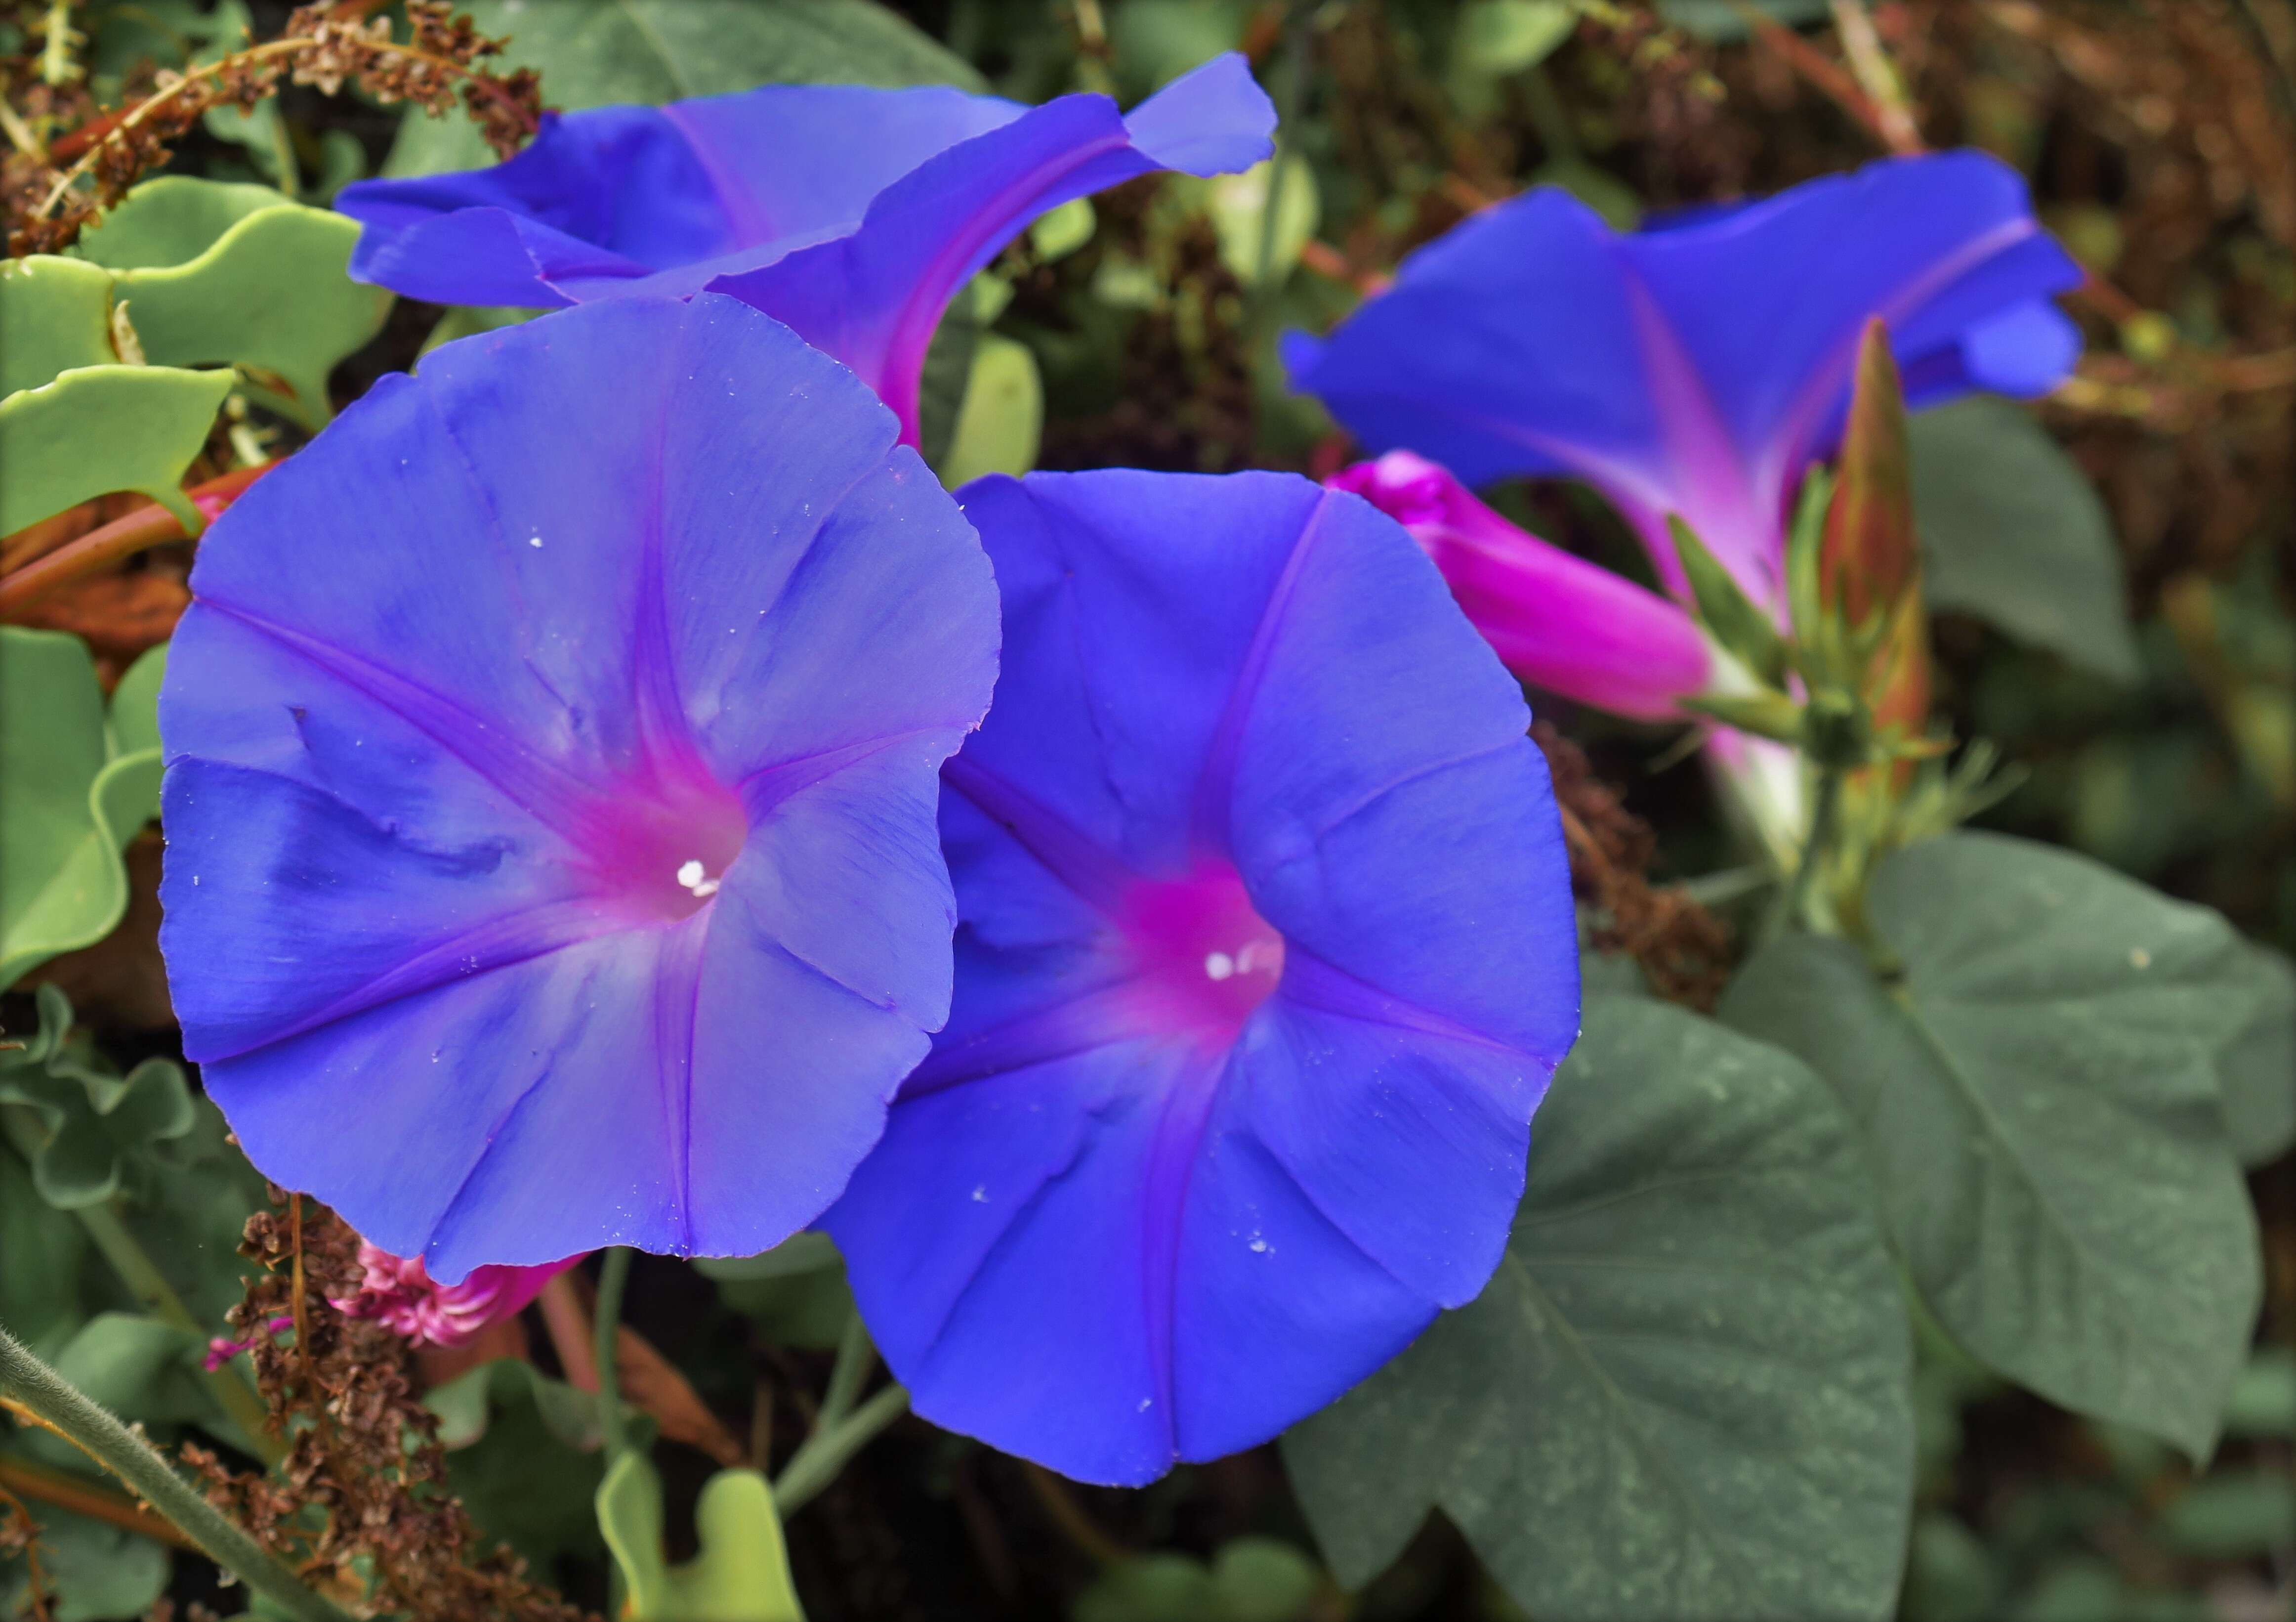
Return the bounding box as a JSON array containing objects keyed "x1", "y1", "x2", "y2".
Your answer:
[
  {"x1": 1116, "y1": 864, "x2": 1285, "y2": 1044},
  {"x1": 586, "y1": 771, "x2": 747, "y2": 925}
]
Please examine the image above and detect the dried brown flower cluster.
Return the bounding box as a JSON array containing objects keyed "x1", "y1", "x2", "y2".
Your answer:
[
  {"x1": 1532, "y1": 721, "x2": 1735, "y2": 1010},
  {"x1": 4, "y1": 0, "x2": 540, "y2": 256},
  {"x1": 183, "y1": 1195, "x2": 591, "y2": 1622}
]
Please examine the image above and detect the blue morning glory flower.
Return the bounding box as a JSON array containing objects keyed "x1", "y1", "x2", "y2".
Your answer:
[
  {"x1": 1284, "y1": 151, "x2": 2081, "y2": 609},
  {"x1": 156, "y1": 295, "x2": 999, "y2": 1282},
  {"x1": 335, "y1": 56, "x2": 1274, "y2": 442},
  {"x1": 824, "y1": 470, "x2": 1580, "y2": 1485}
]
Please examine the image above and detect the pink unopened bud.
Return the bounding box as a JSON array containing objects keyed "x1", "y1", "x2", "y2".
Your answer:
[
  {"x1": 1332, "y1": 452, "x2": 1714, "y2": 722},
  {"x1": 331, "y1": 1243, "x2": 584, "y2": 1349}
]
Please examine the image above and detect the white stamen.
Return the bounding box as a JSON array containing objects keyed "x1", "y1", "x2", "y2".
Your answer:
[
  {"x1": 1204, "y1": 951, "x2": 1235, "y2": 981},
  {"x1": 676, "y1": 859, "x2": 719, "y2": 898}
]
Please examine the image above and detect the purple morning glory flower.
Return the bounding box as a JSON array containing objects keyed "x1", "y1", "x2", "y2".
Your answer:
[
  {"x1": 1284, "y1": 151, "x2": 2081, "y2": 610},
  {"x1": 823, "y1": 470, "x2": 1580, "y2": 1485},
  {"x1": 156, "y1": 294, "x2": 999, "y2": 1282},
  {"x1": 335, "y1": 56, "x2": 1274, "y2": 443}
]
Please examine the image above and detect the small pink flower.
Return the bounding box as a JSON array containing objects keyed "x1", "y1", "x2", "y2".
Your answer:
[
  {"x1": 1331, "y1": 452, "x2": 1714, "y2": 722},
  {"x1": 331, "y1": 1243, "x2": 583, "y2": 1349},
  {"x1": 204, "y1": 1316, "x2": 294, "y2": 1370}
]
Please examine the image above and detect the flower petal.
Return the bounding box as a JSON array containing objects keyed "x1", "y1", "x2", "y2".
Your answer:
[
  {"x1": 161, "y1": 295, "x2": 998, "y2": 1277},
  {"x1": 708, "y1": 54, "x2": 1274, "y2": 440},
  {"x1": 1286, "y1": 152, "x2": 2081, "y2": 602},
  {"x1": 337, "y1": 91, "x2": 1025, "y2": 307},
  {"x1": 829, "y1": 469, "x2": 1576, "y2": 1481}
]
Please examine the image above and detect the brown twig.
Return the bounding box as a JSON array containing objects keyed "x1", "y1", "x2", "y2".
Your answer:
[
  {"x1": 1022, "y1": 1462, "x2": 1128, "y2": 1568},
  {"x1": 0, "y1": 1478, "x2": 54, "y2": 1620},
  {"x1": 0, "y1": 462, "x2": 272, "y2": 619},
  {"x1": 0, "y1": 1453, "x2": 197, "y2": 1551}
]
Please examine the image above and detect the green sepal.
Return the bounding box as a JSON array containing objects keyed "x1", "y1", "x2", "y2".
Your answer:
[
  {"x1": 1681, "y1": 687, "x2": 1805, "y2": 745},
  {"x1": 1669, "y1": 513, "x2": 1790, "y2": 690}
]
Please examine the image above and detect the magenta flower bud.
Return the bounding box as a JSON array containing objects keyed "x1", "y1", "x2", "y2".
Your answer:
[{"x1": 1331, "y1": 453, "x2": 1713, "y2": 722}]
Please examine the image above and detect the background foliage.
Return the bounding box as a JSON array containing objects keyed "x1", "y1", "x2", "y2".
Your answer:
[{"x1": 0, "y1": 1, "x2": 2291, "y2": 1619}]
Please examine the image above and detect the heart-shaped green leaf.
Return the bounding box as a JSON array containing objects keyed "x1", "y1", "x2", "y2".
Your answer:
[
  {"x1": 0, "y1": 256, "x2": 122, "y2": 396},
  {"x1": 1723, "y1": 831, "x2": 2263, "y2": 1458},
  {"x1": 1285, "y1": 997, "x2": 1914, "y2": 1622}
]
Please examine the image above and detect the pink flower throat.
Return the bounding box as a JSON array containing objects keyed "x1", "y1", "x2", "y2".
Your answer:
[{"x1": 1115, "y1": 865, "x2": 1285, "y2": 1045}]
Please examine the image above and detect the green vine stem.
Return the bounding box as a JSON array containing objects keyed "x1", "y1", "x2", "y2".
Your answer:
[
  {"x1": 592, "y1": 1247, "x2": 633, "y2": 1462},
  {"x1": 0, "y1": 1323, "x2": 355, "y2": 1622},
  {"x1": 772, "y1": 1384, "x2": 910, "y2": 1518}
]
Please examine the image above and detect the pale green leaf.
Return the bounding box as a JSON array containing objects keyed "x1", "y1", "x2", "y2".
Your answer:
[
  {"x1": 1285, "y1": 998, "x2": 1913, "y2": 1622},
  {"x1": 601, "y1": 1454, "x2": 804, "y2": 1622},
  {"x1": 0, "y1": 256, "x2": 121, "y2": 397},
  {"x1": 386, "y1": 0, "x2": 983, "y2": 177},
  {"x1": 4, "y1": 1503, "x2": 169, "y2": 1622},
  {"x1": 0, "y1": 364, "x2": 230, "y2": 536},
  {"x1": 1909, "y1": 397, "x2": 2141, "y2": 683},
  {"x1": 86, "y1": 180, "x2": 393, "y2": 428},
  {"x1": 937, "y1": 334, "x2": 1042, "y2": 487},
  {"x1": 1722, "y1": 831, "x2": 2263, "y2": 1457},
  {"x1": 1194, "y1": 157, "x2": 1320, "y2": 289},
  {"x1": 0, "y1": 630, "x2": 165, "y2": 989}
]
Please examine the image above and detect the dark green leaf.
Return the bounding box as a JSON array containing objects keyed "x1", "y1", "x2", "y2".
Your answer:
[
  {"x1": 436, "y1": 1360, "x2": 627, "y2": 1572},
  {"x1": 1722, "y1": 832, "x2": 2262, "y2": 1457},
  {"x1": 1, "y1": 1501, "x2": 169, "y2": 1622},
  {"x1": 384, "y1": 0, "x2": 983, "y2": 177},
  {"x1": 1285, "y1": 997, "x2": 1913, "y2": 1622},
  {"x1": 1655, "y1": 0, "x2": 1831, "y2": 42},
  {"x1": 2158, "y1": 1471, "x2": 2296, "y2": 1559},
  {"x1": 2216, "y1": 943, "x2": 2295, "y2": 1168},
  {"x1": 0, "y1": 1139, "x2": 87, "y2": 1353},
  {"x1": 1909, "y1": 398, "x2": 2141, "y2": 683},
  {"x1": 915, "y1": 289, "x2": 980, "y2": 475}
]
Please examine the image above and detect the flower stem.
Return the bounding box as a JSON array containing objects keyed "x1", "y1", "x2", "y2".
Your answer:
[
  {"x1": 592, "y1": 1247, "x2": 633, "y2": 1461},
  {"x1": 771, "y1": 1384, "x2": 909, "y2": 1518},
  {"x1": 815, "y1": 1309, "x2": 876, "y2": 1435},
  {"x1": 0, "y1": 1323, "x2": 355, "y2": 1622},
  {"x1": 1771, "y1": 760, "x2": 1845, "y2": 939}
]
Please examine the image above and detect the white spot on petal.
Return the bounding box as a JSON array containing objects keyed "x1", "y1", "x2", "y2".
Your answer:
[
  {"x1": 970, "y1": 1185, "x2": 987, "y2": 1202},
  {"x1": 1204, "y1": 951, "x2": 1235, "y2": 981}
]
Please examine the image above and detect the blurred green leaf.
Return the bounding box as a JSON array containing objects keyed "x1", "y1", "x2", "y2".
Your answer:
[
  {"x1": 1910, "y1": 398, "x2": 2141, "y2": 684},
  {"x1": 599, "y1": 1453, "x2": 804, "y2": 1622},
  {"x1": 917, "y1": 279, "x2": 983, "y2": 473},
  {"x1": 0, "y1": 1049, "x2": 194, "y2": 1210},
  {"x1": 1454, "y1": 1, "x2": 1577, "y2": 79},
  {"x1": 385, "y1": 0, "x2": 983, "y2": 177},
  {"x1": 0, "y1": 630, "x2": 166, "y2": 990},
  {"x1": 1901, "y1": 1512, "x2": 2002, "y2": 1622},
  {"x1": 1656, "y1": 0, "x2": 1831, "y2": 42},
  {"x1": 438, "y1": 1360, "x2": 627, "y2": 1573},
  {"x1": 0, "y1": 1139, "x2": 87, "y2": 1354},
  {"x1": 0, "y1": 364, "x2": 229, "y2": 536},
  {"x1": 938, "y1": 334, "x2": 1043, "y2": 487},
  {"x1": 1723, "y1": 832, "x2": 2263, "y2": 1458},
  {"x1": 2221, "y1": 1347, "x2": 2295, "y2": 1438},
  {"x1": 107, "y1": 643, "x2": 165, "y2": 761},
  {"x1": 79, "y1": 179, "x2": 392, "y2": 428},
  {"x1": 1108, "y1": 0, "x2": 1249, "y2": 98},
  {"x1": 0, "y1": 1501, "x2": 169, "y2": 1622},
  {"x1": 2159, "y1": 1470, "x2": 2295, "y2": 1559},
  {"x1": 2216, "y1": 942, "x2": 2295, "y2": 1167},
  {"x1": 1194, "y1": 157, "x2": 1319, "y2": 289},
  {"x1": 1285, "y1": 997, "x2": 1913, "y2": 1621},
  {"x1": 0, "y1": 256, "x2": 121, "y2": 396},
  {"x1": 1030, "y1": 197, "x2": 1097, "y2": 262}
]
